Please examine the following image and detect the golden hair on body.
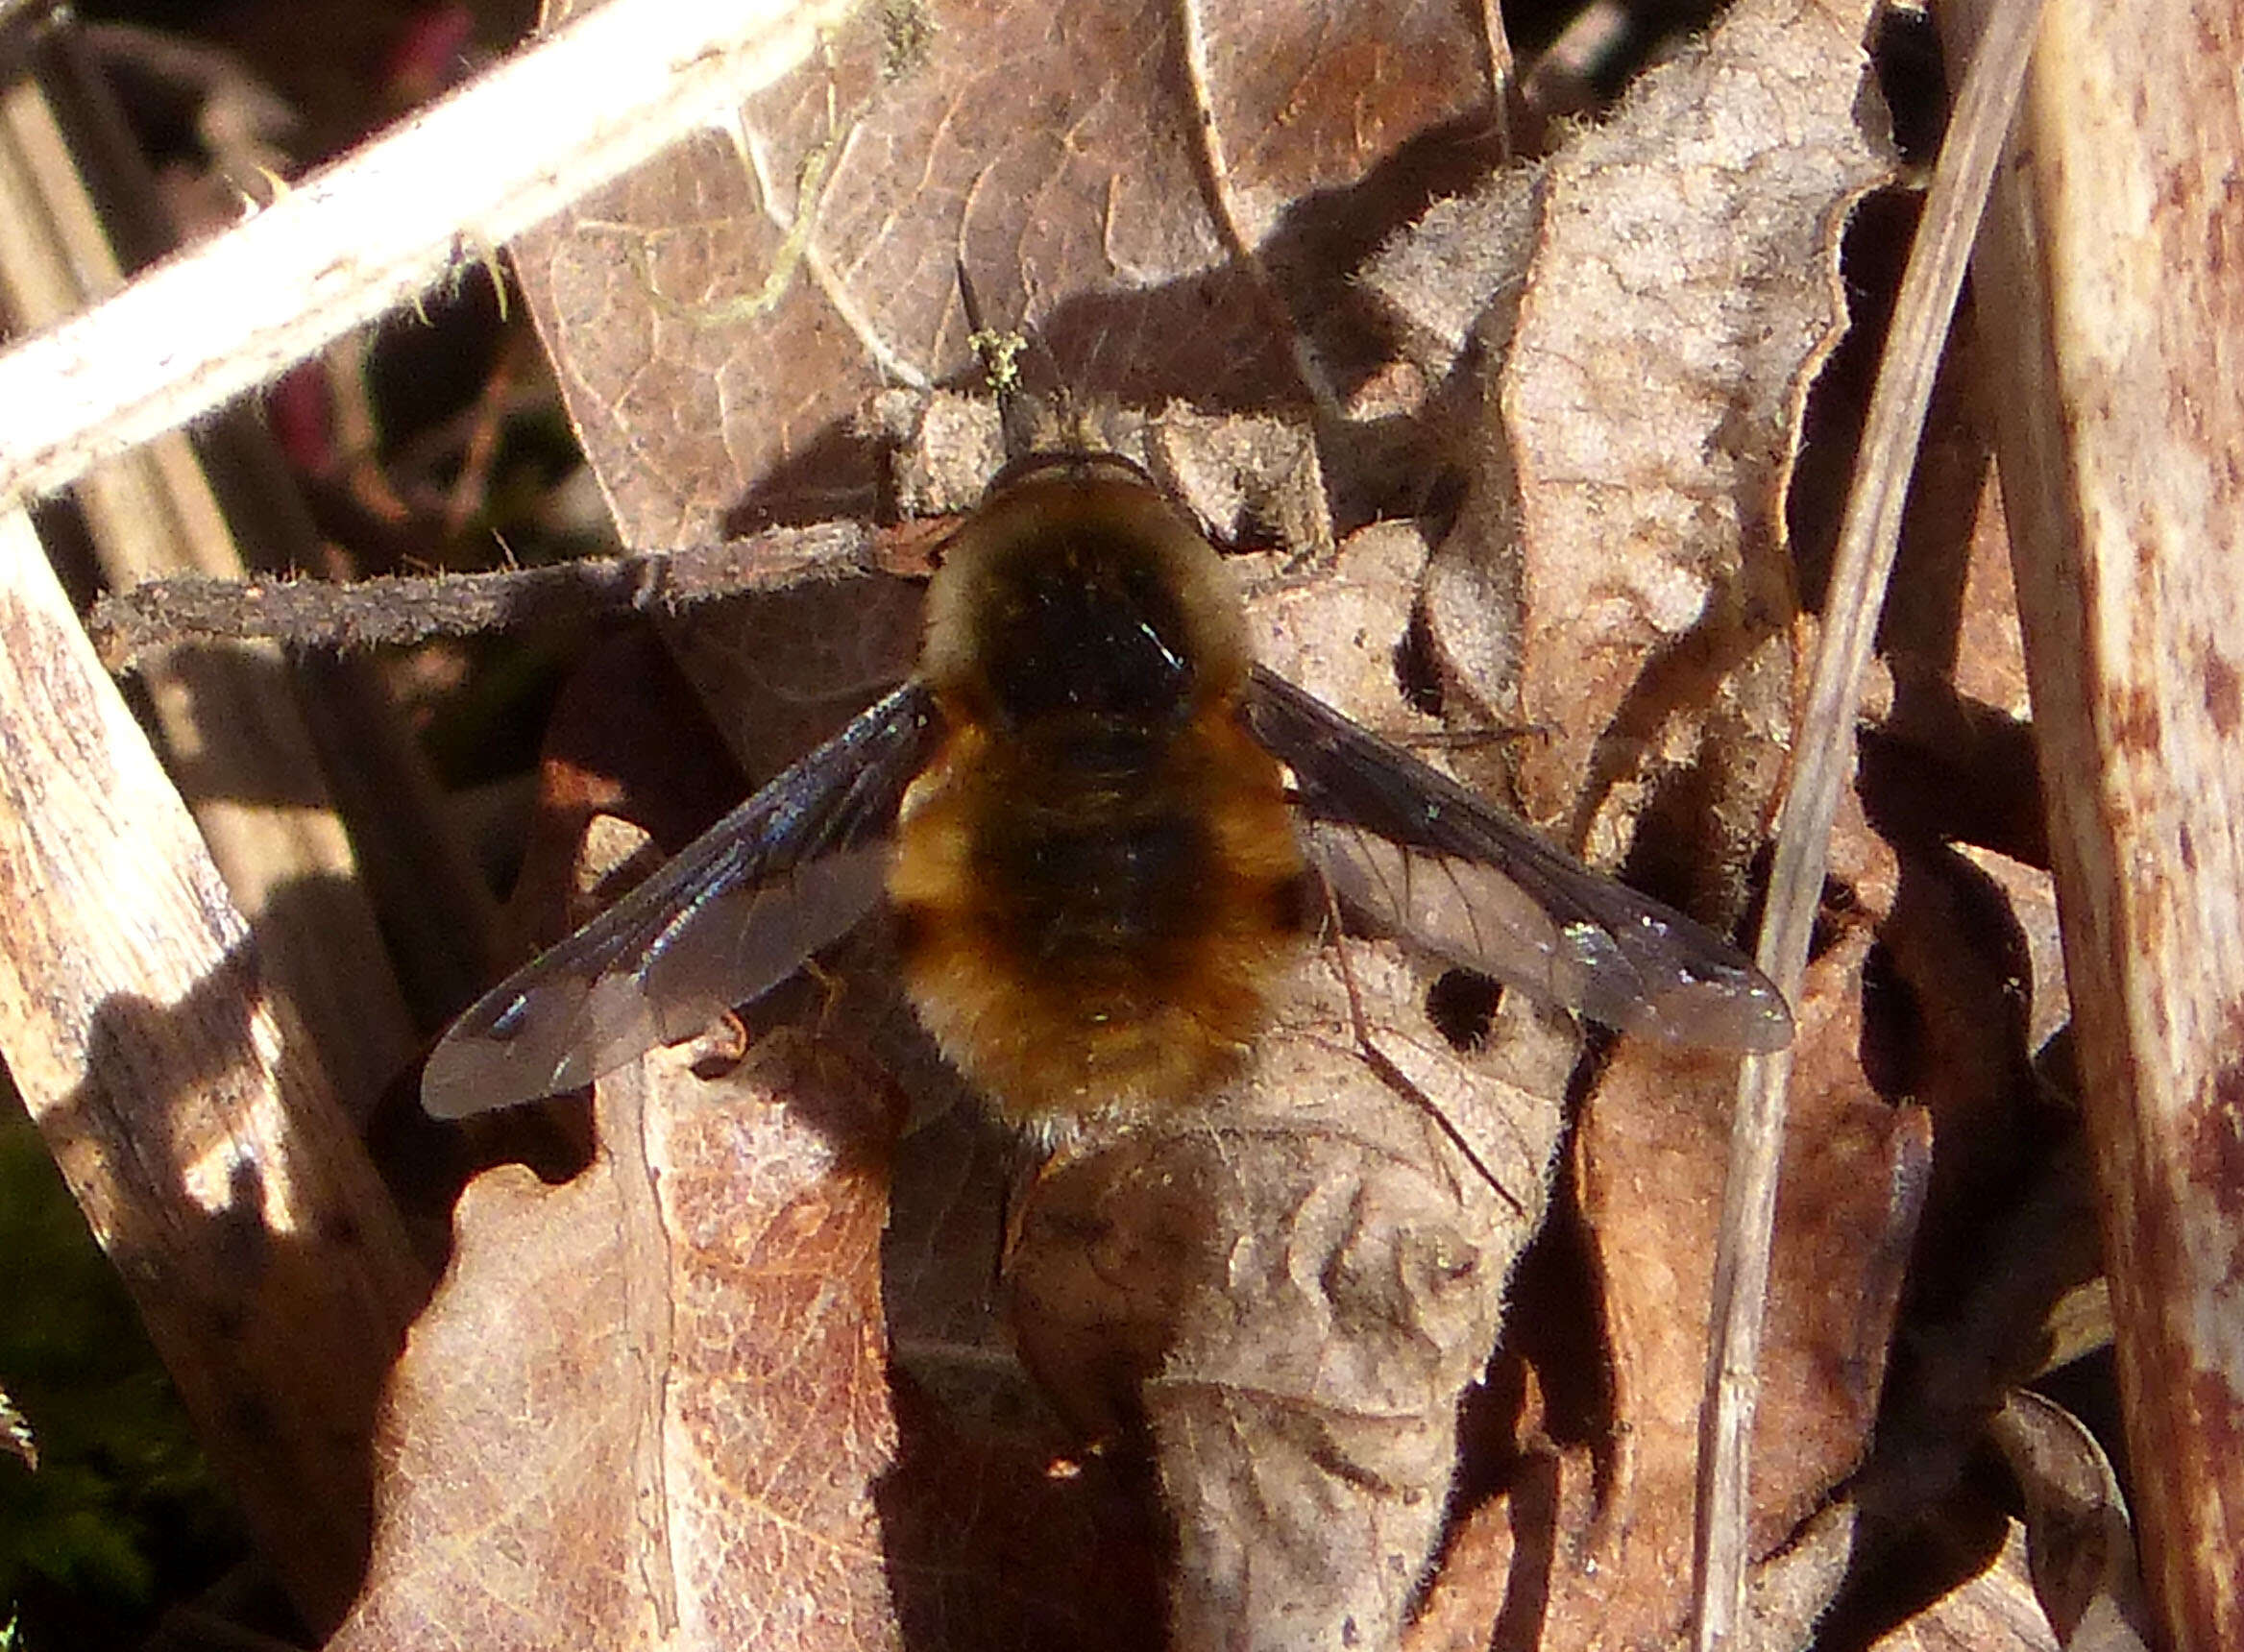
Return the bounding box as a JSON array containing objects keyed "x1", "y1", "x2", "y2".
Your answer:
[
  {"x1": 421, "y1": 431, "x2": 1791, "y2": 1127},
  {"x1": 890, "y1": 453, "x2": 1310, "y2": 1130}
]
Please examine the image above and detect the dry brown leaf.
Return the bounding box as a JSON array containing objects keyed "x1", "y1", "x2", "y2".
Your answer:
[
  {"x1": 1991, "y1": 1390, "x2": 2155, "y2": 1651},
  {"x1": 1876, "y1": 842, "x2": 2046, "y2": 1264},
  {"x1": 1012, "y1": 942, "x2": 1572, "y2": 1652},
  {"x1": 1404, "y1": 1425, "x2": 1861, "y2": 1652},
  {"x1": 334, "y1": 1038, "x2": 904, "y2": 1652},
  {"x1": 1863, "y1": 1520, "x2": 2061, "y2": 1652},
  {"x1": 1386, "y1": 790, "x2": 1913, "y2": 1648},
  {"x1": 1955, "y1": 843, "x2": 2067, "y2": 1055},
  {"x1": 1250, "y1": 520, "x2": 1443, "y2": 712},
  {"x1": 659, "y1": 570, "x2": 928, "y2": 786},
  {"x1": 450, "y1": 0, "x2": 1932, "y2": 1643},
  {"x1": 1370, "y1": 0, "x2": 1893, "y2": 876},
  {"x1": 1875, "y1": 335, "x2": 2030, "y2": 724},
  {"x1": 1547, "y1": 924, "x2": 1926, "y2": 1647},
  {"x1": 1335, "y1": 7, "x2": 1910, "y2": 1638},
  {"x1": 1739, "y1": 1501, "x2": 1866, "y2": 1652},
  {"x1": 1388, "y1": 791, "x2": 1912, "y2": 1647},
  {"x1": 516, "y1": 0, "x2": 1488, "y2": 548}
]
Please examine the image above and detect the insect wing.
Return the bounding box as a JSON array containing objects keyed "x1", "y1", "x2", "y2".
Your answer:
[
  {"x1": 1242, "y1": 667, "x2": 1793, "y2": 1053},
  {"x1": 422, "y1": 682, "x2": 939, "y2": 1118}
]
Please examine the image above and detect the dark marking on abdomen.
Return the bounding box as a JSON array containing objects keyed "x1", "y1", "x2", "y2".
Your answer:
[{"x1": 977, "y1": 727, "x2": 1217, "y2": 970}]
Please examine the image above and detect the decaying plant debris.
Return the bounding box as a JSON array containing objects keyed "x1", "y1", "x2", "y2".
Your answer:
[
  {"x1": 325, "y1": 0, "x2": 2072, "y2": 1644},
  {"x1": 6, "y1": 0, "x2": 2231, "y2": 1644}
]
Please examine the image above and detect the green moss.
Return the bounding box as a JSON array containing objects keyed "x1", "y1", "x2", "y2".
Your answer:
[{"x1": 0, "y1": 1099, "x2": 245, "y2": 1649}]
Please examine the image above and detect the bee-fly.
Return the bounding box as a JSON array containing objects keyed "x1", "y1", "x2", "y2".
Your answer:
[{"x1": 421, "y1": 451, "x2": 1793, "y2": 1128}]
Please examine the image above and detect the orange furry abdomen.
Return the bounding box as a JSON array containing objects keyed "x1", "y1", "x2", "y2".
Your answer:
[{"x1": 886, "y1": 703, "x2": 1305, "y2": 1131}]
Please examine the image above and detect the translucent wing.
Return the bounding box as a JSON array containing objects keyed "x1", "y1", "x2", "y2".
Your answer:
[
  {"x1": 1242, "y1": 667, "x2": 1793, "y2": 1053},
  {"x1": 422, "y1": 682, "x2": 940, "y2": 1117}
]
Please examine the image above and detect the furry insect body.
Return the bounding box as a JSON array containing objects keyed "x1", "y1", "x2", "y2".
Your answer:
[
  {"x1": 889, "y1": 453, "x2": 1307, "y2": 1129},
  {"x1": 421, "y1": 444, "x2": 1793, "y2": 1125}
]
